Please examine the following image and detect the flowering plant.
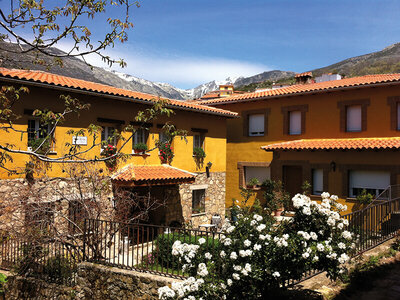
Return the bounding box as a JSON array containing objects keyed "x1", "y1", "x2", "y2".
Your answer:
[
  {"x1": 158, "y1": 142, "x2": 174, "y2": 164},
  {"x1": 158, "y1": 193, "x2": 355, "y2": 299},
  {"x1": 101, "y1": 144, "x2": 118, "y2": 171}
]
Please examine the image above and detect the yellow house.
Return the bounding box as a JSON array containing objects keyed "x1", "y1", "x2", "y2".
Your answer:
[
  {"x1": 0, "y1": 68, "x2": 237, "y2": 227},
  {"x1": 198, "y1": 74, "x2": 400, "y2": 212}
]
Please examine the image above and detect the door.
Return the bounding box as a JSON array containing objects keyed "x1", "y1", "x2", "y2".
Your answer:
[{"x1": 283, "y1": 166, "x2": 303, "y2": 198}]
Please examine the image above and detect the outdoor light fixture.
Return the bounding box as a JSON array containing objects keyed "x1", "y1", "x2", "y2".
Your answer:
[
  {"x1": 206, "y1": 161, "x2": 212, "y2": 178},
  {"x1": 330, "y1": 161, "x2": 336, "y2": 172}
]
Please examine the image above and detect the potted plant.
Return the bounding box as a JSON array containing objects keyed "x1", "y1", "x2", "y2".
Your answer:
[
  {"x1": 133, "y1": 142, "x2": 148, "y2": 154},
  {"x1": 193, "y1": 147, "x2": 206, "y2": 159},
  {"x1": 247, "y1": 178, "x2": 260, "y2": 189},
  {"x1": 158, "y1": 142, "x2": 174, "y2": 164},
  {"x1": 28, "y1": 137, "x2": 51, "y2": 154},
  {"x1": 356, "y1": 189, "x2": 374, "y2": 205},
  {"x1": 101, "y1": 144, "x2": 118, "y2": 171}
]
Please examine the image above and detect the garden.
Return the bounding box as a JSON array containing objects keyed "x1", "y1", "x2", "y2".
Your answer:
[{"x1": 157, "y1": 192, "x2": 355, "y2": 299}]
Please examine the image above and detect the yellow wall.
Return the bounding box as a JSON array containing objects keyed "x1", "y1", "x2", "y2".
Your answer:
[
  {"x1": 214, "y1": 84, "x2": 400, "y2": 209},
  {"x1": 0, "y1": 84, "x2": 228, "y2": 178}
]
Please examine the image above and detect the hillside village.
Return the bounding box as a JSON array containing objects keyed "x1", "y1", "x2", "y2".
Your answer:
[{"x1": 1, "y1": 1, "x2": 400, "y2": 300}]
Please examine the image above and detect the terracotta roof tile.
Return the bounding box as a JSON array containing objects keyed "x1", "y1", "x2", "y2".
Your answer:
[
  {"x1": 261, "y1": 137, "x2": 400, "y2": 151},
  {"x1": 111, "y1": 164, "x2": 196, "y2": 185},
  {"x1": 196, "y1": 74, "x2": 400, "y2": 106},
  {"x1": 295, "y1": 71, "x2": 313, "y2": 78},
  {"x1": 0, "y1": 68, "x2": 237, "y2": 117}
]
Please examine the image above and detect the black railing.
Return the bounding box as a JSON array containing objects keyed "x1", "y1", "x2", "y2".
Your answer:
[{"x1": 83, "y1": 219, "x2": 224, "y2": 278}]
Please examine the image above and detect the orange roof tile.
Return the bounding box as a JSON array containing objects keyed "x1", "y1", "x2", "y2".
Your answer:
[
  {"x1": 295, "y1": 71, "x2": 313, "y2": 78},
  {"x1": 0, "y1": 68, "x2": 237, "y2": 117},
  {"x1": 261, "y1": 137, "x2": 400, "y2": 151},
  {"x1": 111, "y1": 164, "x2": 196, "y2": 185},
  {"x1": 196, "y1": 74, "x2": 400, "y2": 106}
]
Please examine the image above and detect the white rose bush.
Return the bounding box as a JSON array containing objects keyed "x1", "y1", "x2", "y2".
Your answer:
[{"x1": 158, "y1": 193, "x2": 355, "y2": 299}]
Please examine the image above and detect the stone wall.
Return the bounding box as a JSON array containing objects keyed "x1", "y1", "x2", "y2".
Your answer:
[
  {"x1": 4, "y1": 262, "x2": 179, "y2": 300},
  {"x1": 179, "y1": 171, "x2": 226, "y2": 228}
]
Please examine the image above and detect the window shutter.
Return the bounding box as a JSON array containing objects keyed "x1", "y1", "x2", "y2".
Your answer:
[
  {"x1": 312, "y1": 169, "x2": 323, "y2": 195},
  {"x1": 346, "y1": 105, "x2": 362, "y2": 132},
  {"x1": 397, "y1": 103, "x2": 400, "y2": 130},
  {"x1": 289, "y1": 111, "x2": 301, "y2": 135},
  {"x1": 248, "y1": 114, "x2": 265, "y2": 136},
  {"x1": 349, "y1": 170, "x2": 390, "y2": 197},
  {"x1": 244, "y1": 166, "x2": 270, "y2": 185}
]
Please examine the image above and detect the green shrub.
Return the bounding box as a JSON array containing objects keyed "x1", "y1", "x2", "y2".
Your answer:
[
  {"x1": 28, "y1": 138, "x2": 51, "y2": 154},
  {"x1": 133, "y1": 142, "x2": 148, "y2": 152},
  {"x1": 0, "y1": 273, "x2": 6, "y2": 294},
  {"x1": 193, "y1": 147, "x2": 206, "y2": 159},
  {"x1": 42, "y1": 254, "x2": 76, "y2": 283},
  {"x1": 154, "y1": 233, "x2": 220, "y2": 270},
  {"x1": 356, "y1": 189, "x2": 374, "y2": 205}
]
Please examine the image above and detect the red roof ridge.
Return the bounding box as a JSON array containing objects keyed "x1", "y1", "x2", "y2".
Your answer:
[
  {"x1": 261, "y1": 137, "x2": 400, "y2": 151},
  {"x1": 196, "y1": 73, "x2": 400, "y2": 106},
  {"x1": 0, "y1": 67, "x2": 237, "y2": 117}
]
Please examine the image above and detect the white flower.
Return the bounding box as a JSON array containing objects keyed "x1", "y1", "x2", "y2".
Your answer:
[
  {"x1": 317, "y1": 243, "x2": 324, "y2": 252},
  {"x1": 244, "y1": 239, "x2": 251, "y2": 247},
  {"x1": 259, "y1": 234, "x2": 266, "y2": 240},
  {"x1": 227, "y1": 279, "x2": 233, "y2": 286},
  {"x1": 198, "y1": 238, "x2": 206, "y2": 245},
  {"x1": 254, "y1": 244, "x2": 261, "y2": 251},
  {"x1": 256, "y1": 224, "x2": 266, "y2": 232},
  {"x1": 232, "y1": 273, "x2": 240, "y2": 280},
  {"x1": 327, "y1": 217, "x2": 336, "y2": 226},
  {"x1": 338, "y1": 253, "x2": 349, "y2": 264},
  {"x1": 337, "y1": 222, "x2": 344, "y2": 229},
  {"x1": 226, "y1": 226, "x2": 235, "y2": 233},
  {"x1": 302, "y1": 252, "x2": 310, "y2": 259},
  {"x1": 220, "y1": 250, "x2": 226, "y2": 258},
  {"x1": 253, "y1": 214, "x2": 263, "y2": 222},
  {"x1": 342, "y1": 231, "x2": 352, "y2": 240},
  {"x1": 205, "y1": 252, "x2": 212, "y2": 260},
  {"x1": 272, "y1": 271, "x2": 280, "y2": 278},
  {"x1": 283, "y1": 234, "x2": 289, "y2": 240},
  {"x1": 330, "y1": 195, "x2": 338, "y2": 201},
  {"x1": 230, "y1": 252, "x2": 238, "y2": 260},
  {"x1": 244, "y1": 263, "x2": 252, "y2": 272},
  {"x1": 233, "y1": 265, "x2": 242, "y2": 271},
  {"x1": 223, "y1": 238, "x2": 232, "y2": 246},
  {"x1": 250, "y1": 220, "x2": 257, "y2": 226},
  {"x1": 338, "y1": 242, "x2": 346, "y2": 249},
  {"x1": 239, "y1": 250, "x2": 246, "y2": 257},
  {"x1": 158, "y1": 286, "x2": 176, "y2": 299},
  {"x1": 313, "y1": 256, "x2": 319, "y2": 262},
  {"x1": 321, "y1": 192, "x2": 330, "y2": 199},
  {"x1": 310, "y1": 232, "x2": 318, "y2": 240},
  {"x1": 302, "y1": 206, "x2": 311, "y2": 215},
  {"x1": 343, "y1": 219, "x2": 349, "y2": 226},
  {"x1": 197, "y1": 263, "x2": 208, "y2": 277}
]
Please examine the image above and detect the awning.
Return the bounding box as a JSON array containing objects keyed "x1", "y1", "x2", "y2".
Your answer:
[
  {"x1": 261, "y1": 137, "x2": 400, "y2": 151},
  {"x1": 111, "y1": 164, "x2": 196, "y2": 186}
]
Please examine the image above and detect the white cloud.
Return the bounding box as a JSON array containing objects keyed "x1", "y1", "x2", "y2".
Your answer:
[{"x1": 56, "y1": 42, "x2": 269, "y2": 89}]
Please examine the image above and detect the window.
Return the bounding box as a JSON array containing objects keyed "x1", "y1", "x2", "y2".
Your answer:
[
  {"x1": 101, "y1": 126, "x2": 116, "y2": 147},
  {"x1": 159, "y1": 132, "x2": 170, "y2": 144},
  {"x1": 349, "y1": 170, "x2": 390, "y2": 198},
  {"x1": 312, "y1": 169, "x2": 323, "y2": 195},
  {"x1": 248, "y1": 114, "x2": 265, "y2": 136},
  {"x1": 27, "y1": 119, "x2": 52, "y2": 147},
  {"x1": 192, "y1": 189, "x2": 206, "y2": 214},
  {"x1": 245, "y1": 166, "x2": 270, "y2": 186},
  {"x1": 193, "y1": 134, "x2": 205, "y2": 150},
  {"x1": 346, "y1": 105, "x2": 362, "y2": 132},
  {"x1": 397, "y1": 103, "x2": 400, "y2": 130},
  {"x1": 133, "y1": 128, "x2": 148, "y2": 146},
  {"x1": 289, "y1": 111, "x2": 302, "y2": 135},
  {"x1": 68, "y1": 200, "x2": 88, "y2": 234}
]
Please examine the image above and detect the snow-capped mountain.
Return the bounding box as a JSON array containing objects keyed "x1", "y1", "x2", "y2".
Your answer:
[{"x1": 185, "y1": 76, "x2": 241, "y2": 99}]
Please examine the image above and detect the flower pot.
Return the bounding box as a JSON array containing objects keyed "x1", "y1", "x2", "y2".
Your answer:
[
  {"x1": 134, "y1": 149, "x2": 144, "y2": 154},
  {"x1": 274, "y1": 207, "x2": 284, "y2": 217}
]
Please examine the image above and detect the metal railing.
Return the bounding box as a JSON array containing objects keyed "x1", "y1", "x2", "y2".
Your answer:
[
  {"x1": 0, "y1": 237, "x2": 82, "y2": 285},
  {"x1": 83, "y1": 219, "x2": 224, "y2": 278},
  {"x1": 342, "y1": 195, "x2": 400, "y2": 254}
]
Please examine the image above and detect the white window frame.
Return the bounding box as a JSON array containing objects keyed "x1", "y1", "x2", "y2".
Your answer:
[
  {"x1": 27, "y1": 119, "x2": 53, "y2": 151},
  {"x1": 248, "y1": 114, "x2": 265, "y2": 136},
  {"x1": 133, "y1": 128, "x2": 148, "y2": 146},
  {"x1": 289, "y1": 111, "x2": 302, "y2": 135},
  {"x1": 346, "y1": 105, "x2": 362, "y2": 132}
]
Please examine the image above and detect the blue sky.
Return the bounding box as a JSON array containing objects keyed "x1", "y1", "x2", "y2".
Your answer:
[{"x1": 65, "y1": 0, "x2": 400, "y2": 88}]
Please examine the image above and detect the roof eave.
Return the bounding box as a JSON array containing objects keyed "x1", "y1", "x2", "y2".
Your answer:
[{"x1": 0, "y1": 75, "x2": 238, "y2": 118}]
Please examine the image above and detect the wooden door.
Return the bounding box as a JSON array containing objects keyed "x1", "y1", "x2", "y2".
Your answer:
[{"x1": 283, "y1": 166, "x2": 303, "y2": 197}]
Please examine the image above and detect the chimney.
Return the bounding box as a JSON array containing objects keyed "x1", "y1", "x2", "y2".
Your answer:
[{"x1": 295, "y1": 72, "x2": 313, "y2": 85}]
